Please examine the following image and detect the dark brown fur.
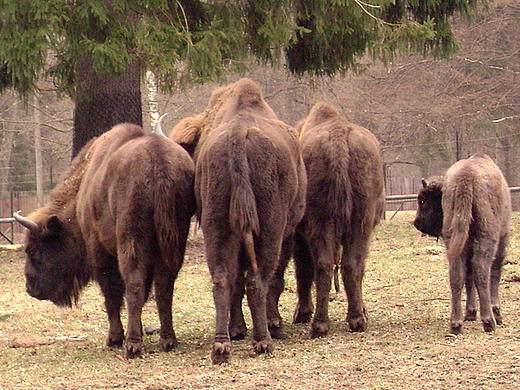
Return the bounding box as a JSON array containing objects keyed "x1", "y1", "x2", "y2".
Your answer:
[
  {"x1": 414, "y1": 154, "x2": 511, "y2": 334},
  {"x1": 169, "y1": 78, "x2": 306, "y2": 364},
  {"x1": 269, "y1": 102, "x2": 385, "y2": 337},
  {"x1": 19, "y1": 123, "x2": 196, "y2": 358}
]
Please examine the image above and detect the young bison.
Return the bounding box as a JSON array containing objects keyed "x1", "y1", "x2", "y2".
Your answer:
[{"x1": 414, "y1": 154, "x2": 511, "y2": 334}]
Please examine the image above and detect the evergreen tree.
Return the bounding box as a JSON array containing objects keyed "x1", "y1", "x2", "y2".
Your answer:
[{"x1": 0, "y1": 0, "x2": 488, "y2": 154}]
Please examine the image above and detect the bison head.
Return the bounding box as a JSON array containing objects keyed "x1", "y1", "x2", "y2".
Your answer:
[
  {"x1": 413, "y1": 177, "x2": 444, "y2": 238},
  {"x1": 14, "y1": 211, "x2": 91, "y2": 307}
]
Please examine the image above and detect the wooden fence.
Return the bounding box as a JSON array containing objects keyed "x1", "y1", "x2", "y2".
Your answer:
[{"x1": 2, "y1": 184, "x2": 520, "y2": 245}]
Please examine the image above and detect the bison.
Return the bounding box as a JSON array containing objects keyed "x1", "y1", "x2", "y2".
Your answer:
[
  {"x1": 169, "y1": 78, "x2": 306, "y2": 363},
  {"x1": 268, "y1": 102, "x2": 385, "y2": 337},
  {"x1": 14, "y1": 123, "x2": 196, "y2": 358},
  {"x1": 414, "y1": 154, "x2": 511, "y2": 334}
]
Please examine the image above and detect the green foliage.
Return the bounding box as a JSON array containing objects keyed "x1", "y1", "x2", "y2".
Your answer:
[{"x1": 0, "y1": 0, "x2": 490, "y2": 97}]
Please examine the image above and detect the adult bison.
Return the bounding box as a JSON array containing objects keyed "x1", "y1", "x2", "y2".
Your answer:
[
  {"x1": 14, "y1": 123, "x2": 196, "y2": 358},
  {"x1": 269, "y1": 102, "x2": 385, "y2": 338},
  {"x1": 414, "y1": 154, "x2": 511, "y2": 334},
  {"x1": 169, "y1": 78, "x2": 306, "y2": 364}
]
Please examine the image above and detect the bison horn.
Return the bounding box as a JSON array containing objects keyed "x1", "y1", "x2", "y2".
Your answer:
[
  {"x1": 421, "y1": 178, "x2": 428, "y2": 188},
  {"x1": 153, "y1": 113, "x2": 168, "y2": 138},
  {"x1": 13, "y1": 210, "x2": 39, "y2": 232}
]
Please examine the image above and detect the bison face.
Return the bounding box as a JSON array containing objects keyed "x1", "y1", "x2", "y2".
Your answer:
[
  {"x1": 22, "y1": 215, "x2": 89, "y2": 307},
  {"x1": 413, "y1": 178, "x2": 444, "y2": 238}
]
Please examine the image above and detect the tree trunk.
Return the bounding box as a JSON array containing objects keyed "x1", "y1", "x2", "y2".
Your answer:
[
  {"x1": 33, "y1": 94, "x2": 44, "y2": 208},
  {"x1": 72, "y1": 55, "x2": 142, "y2": 156},
  {"x1": 0, "y1": 93, "x2": 17, "y2": 196}
]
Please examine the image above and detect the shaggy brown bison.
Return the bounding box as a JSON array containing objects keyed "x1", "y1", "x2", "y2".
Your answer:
[
  {"x1": 169, "y1": 78, "x2": 306, "y2": 363},
  {"x1": 14, "y1": 123, "x2": 196, "y2": 358},
  {"x1": 269, "y1": 102, "x2": 385, "y2": 338},
  {"x1": 414, "y1": 154, "x2": 511, "y2": 334}
]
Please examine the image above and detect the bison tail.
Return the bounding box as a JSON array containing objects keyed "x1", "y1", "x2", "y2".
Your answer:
[
  {"x1": 153, "y1": 177, "x2": 181, "y2": 268},
  {"x1": 445, "y1": 178, "x2": 473, "y2": 263},
  {"x1": 228, "y1": 126, "x2": 260, "y2": 273},
  {"x1": 324, "y1": 128, "x2": 353, "y2": 235}
]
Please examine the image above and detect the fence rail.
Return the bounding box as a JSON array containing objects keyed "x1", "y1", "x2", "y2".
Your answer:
[{"x1": 2, "y1": 187, "x2": 520, "y2": 245}]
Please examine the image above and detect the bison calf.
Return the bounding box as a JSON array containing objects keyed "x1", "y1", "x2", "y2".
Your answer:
[
  {"x1": 14, "y1": 123, "x2": 196, "y2": 358},
  {"x1": 414, "y1": 154, "x2": 511, "y2": 334}
]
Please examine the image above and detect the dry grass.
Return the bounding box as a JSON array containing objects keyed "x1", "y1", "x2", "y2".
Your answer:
[{"x1": 1, "y1": 211, "x2": 520, "y2": 390}]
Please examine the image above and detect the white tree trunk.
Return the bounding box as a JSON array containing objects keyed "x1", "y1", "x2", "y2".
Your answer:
[{"x1": 146, "y1": 70, "x2": 160, "y2": 131}]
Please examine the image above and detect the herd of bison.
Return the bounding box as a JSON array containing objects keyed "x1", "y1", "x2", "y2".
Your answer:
[{"x1": 12, "y1": 78, "x2": 512, "y2": 364}]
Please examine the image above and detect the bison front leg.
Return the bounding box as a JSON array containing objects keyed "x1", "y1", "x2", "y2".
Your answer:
[
  {"x1": 266, "y1": 236, "x2": 293, "y2": 339},
  {"x1": 229, "y1": 267, "x2": 247, "y2": 341},
  {"x1": 490, "y1": 237, "x2": 507, "y2": 326},
  {"x1": 292, "y1": 231, "x2": 314, "y2": 324},
  {"x1": 464, "y1": 265, "x2": 478, "y2": 322},
  {"x1": 96, "y1": 264, "x2": 125, "y2": 348}
]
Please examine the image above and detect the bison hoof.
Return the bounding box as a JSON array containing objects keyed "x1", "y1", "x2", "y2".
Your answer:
[
  {"x1": 482, "y1": 318, "x2": 496, "y2": 332},
  {"x1": 229, "y1": 324, "x2": 247, "y2": 341},
  {"x1": 211, "y1": 341, "x2": 232, "y2": 364},
  {"x1": 125, "y1": 341, "x2": 143, "y2": 359},
  {"x1": 160, "y1": 336, "x2": 178, "y2": 352},
  {"x1": 253, "y1": 340, "x2": 274, "y2": 354},
  {"x1": 347, "y1": 315, "x2": 367, "y2": 332},
  {"x1": 492, "y1": 307, "x2": 503, "y2": 325},
  {"x1": 464, "y1": 309, "x2": 477, "y2": 322},
  {"x1": 268, "y1": 318, "x2": 285, "y2": 339},
  {"x1": 106, "y1": 334, "x2": 124, "y2": 348},
  {"x1": 310, "y1": 319, "x2": 330, "y2": 338},
  {"x1": 293, "y1": 306, "x2": 313, "y2": 324},
  {"x1": 450, "y1": 323, "x2": 463, "y2": 335},
  {"x1": 230, "y1": 330, "x2": 246, "y2": 341}
]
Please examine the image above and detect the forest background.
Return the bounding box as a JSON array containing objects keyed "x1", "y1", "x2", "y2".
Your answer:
[{"x1": 0, "y1": 0, "x2": 519, "y2": 243}]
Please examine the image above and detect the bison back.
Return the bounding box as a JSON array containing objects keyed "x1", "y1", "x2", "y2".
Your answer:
[
  {"x1": 301, "y1": 123, "x2": 353, "y2": 237},
  {"x1": 80, "y1": 131, "x2": 195, "y2": 266},
  {"x1": 442, "y1": 154, "x2": 511, "y2": 262}
]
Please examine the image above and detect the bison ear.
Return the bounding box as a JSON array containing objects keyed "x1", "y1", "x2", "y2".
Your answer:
[
  {"x1": 421, "y1": 178, "x2": 428, "y2": 188},
  {"x1": 46, "y1": 215, "x2": 64, "y2": 234}
]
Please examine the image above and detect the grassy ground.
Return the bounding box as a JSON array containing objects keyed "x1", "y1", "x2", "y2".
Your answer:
[{"x1": 1, "y1": 211, "x2": 519, "y2": 390}]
